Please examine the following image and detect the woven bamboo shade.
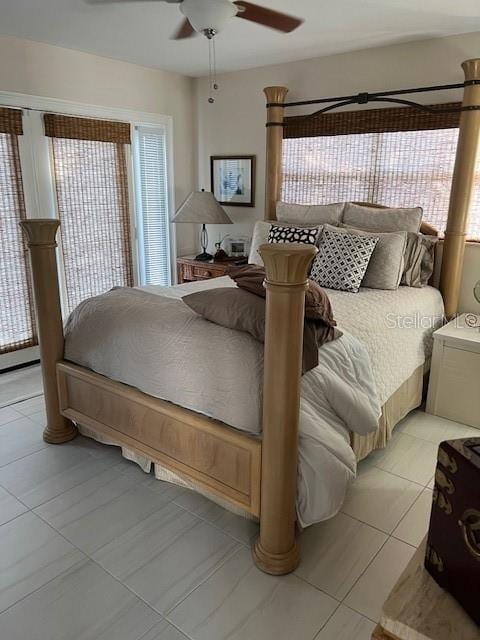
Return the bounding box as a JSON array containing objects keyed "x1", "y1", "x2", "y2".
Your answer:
[
  {"x1": 44, "y1": 113, "x2": 131, "y2": 144},
  {"x1": 47, "y1": 114, "x2": 133, "y2": 314},
  {"x1": 282, "y1": 102, "x2": 480, "y2": 239},
  {"x1": 0, "y1": 108, "x2": 23, "y2": 136},
  {"x1": 283, "y1": 102, "x2": 461, "y2": 138},
  {"x1": 0, "y1": 110, "x2": 38, "y2": 354}
]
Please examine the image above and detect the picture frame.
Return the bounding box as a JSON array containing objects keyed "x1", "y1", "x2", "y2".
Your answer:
[{"x1": 210, "y1": 155, "x2": 255, "y2": 207}]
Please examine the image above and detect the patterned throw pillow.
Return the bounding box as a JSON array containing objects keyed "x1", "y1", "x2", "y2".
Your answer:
[
  {"x1": 310, "y1": 228, "x2": 379, "y2": 293},
  {"x1": 268, "y1": 223, "x2": 319, "y2": 245}
]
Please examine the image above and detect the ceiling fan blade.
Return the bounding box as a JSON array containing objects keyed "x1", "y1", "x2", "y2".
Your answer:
[
  {"x1": 171, "y1": 18, "x2": 196, "y2": 39},
  {"x1": 233, "y1": 1, "x2": 303, "y2": 33},
  {"x1": 84, "y1": 0, "x2": 180, "y2": 4}
]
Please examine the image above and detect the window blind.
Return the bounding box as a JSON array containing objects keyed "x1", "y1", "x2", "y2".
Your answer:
[
  {"x1": 282, "y1": 103, "x2": 480, "y2": 240},
  {"x1": 135, "y1": 126, "x2": 171, "y2": 286},
  {"x1": 45, "y1": 114, "x2": 133, "y2": 314},
  {"x1": 0, "y1": 108, "x2": 37, "y2": 354}
]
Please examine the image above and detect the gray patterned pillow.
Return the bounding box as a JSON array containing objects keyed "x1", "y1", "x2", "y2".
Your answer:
[
  {"x1": 268, "y1": 223, "x2": 319, "y2": 245},
  {"x1": 310, "y1": 228, "x2": 379, "y2": 293}
]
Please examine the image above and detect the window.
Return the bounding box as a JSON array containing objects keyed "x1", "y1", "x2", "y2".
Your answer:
[
  {"x1": 45, "y1": 114, "x2": 134, "y2": 314},
  {"x1": 282, "y1": 102, "x2": 480, "y2": 240},
  {"x1": 0, "y1": 99, "x2": 174, "y2": 368},
  {"x1": 0, "y1": 108, "x2": 37, "y2": 354},
  {"x1": 134, "y1": 126, "x2": 172, "y2": 286}
]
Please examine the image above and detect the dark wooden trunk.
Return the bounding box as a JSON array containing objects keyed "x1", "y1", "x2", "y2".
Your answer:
[{"x1": 425, "y1": 438, "x2": 480, "y2": 626}]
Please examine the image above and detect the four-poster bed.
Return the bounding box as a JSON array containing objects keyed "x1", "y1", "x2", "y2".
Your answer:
[{"x1": 21, "y1": 58, "x2": 480, "y2": 576}]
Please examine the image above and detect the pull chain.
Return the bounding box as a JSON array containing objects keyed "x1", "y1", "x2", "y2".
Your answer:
[
  {"x1": 213, "y1": 36, "x2": 218, "y2": 92},
  {"x1": 207, "y1": 31, "x2": 218, "y2": 104}
]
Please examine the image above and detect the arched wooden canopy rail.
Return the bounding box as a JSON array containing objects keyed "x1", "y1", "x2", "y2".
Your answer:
[{"x1": 264, "y1": 58, "x2": 480, "y2": 318}]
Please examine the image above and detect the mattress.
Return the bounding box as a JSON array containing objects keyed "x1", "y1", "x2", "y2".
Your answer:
[
  {"x1": 143, "y1": 277, "x2": 444, "y2": 406},
  {"x1": 325, "y1": 284, "x2": 444, "y2": 404}
]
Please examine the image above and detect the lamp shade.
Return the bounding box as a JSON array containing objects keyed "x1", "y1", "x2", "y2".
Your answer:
[{"x1": 172, "y1": 191, "x2": 233, "y2": 224}]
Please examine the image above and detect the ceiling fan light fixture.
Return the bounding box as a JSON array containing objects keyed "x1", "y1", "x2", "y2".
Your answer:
[{"x1": 180, "y1": 0, "x2": 237, "y2": 35}]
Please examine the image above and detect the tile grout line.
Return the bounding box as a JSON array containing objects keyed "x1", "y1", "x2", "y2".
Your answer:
[
  {"x1": 0, "y1": 424, "x2": 252, "y2": 623},
  {"x1": 340, "y1": 532, "x2": 416, "y2": 623},
  {"x1": 0, "y1": 448, "x2": 126, "y2": 504},
  {"x1": 338, "y1": 505, "x2": 418, "y2": 538},
  {"x1": 390, "y1": 486, "x2": 433, "y2": 546},
  {"x1": 171, "y1": 497, "x2": 258, "y2": 547},
  {"x1": 29, "y1": 507, "x2": 182, "y2": 629},
  {"x1": 0, "y1": 555, "x2": 89, "y2": 619},
  {"x1": 170, "y1": 500, "x2": 385, "y2": 607},
  {"x1": 0, "y1": 481, "x2": 35, "y2": 514},
  {"x1": 30, "y1": 489, "x2": 243, "y2": 637},
  {"x1": 369, "y1": 461, "x2": 434, "y2": 489},
  {"x1": 9, "y1": 391, "x2": 44, "y2": 407},
  {"x1": 338, "y1": 534, "x2": 391, "y2": 609},
  {"x1": 311, "y1": 601, "x2": 343, "y2": 639}
]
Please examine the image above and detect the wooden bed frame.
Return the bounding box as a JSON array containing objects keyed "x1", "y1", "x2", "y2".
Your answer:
[{"x1": 21, "y1": 59, "x2": 480, "y2": 576}]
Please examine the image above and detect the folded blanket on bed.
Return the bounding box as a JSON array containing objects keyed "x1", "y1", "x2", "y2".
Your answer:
[
  {"x1": 229, "y1": 264, "x2": 342, "y2": 373},
  {"x1": 182, "y1": 267, "x2": 340, "y2": 374}
]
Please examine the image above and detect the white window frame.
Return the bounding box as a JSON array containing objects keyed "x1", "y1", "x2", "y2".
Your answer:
[
  {"x1": 0, "y1": 90, "x2": 176, "y2": 369},
  {"x1": 133, "y1": 123, "x2": 175, "y2": 286}
]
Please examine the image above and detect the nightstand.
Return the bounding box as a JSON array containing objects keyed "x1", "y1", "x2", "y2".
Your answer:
[
  {"x1": 176, "y1": 255, "x2": 245, "y2": 284},
  {"x1": 426, "y1": 313, "x2": 480, "y2": 429}
]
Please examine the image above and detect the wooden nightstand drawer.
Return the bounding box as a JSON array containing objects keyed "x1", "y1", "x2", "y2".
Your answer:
[
  {"x1": 192, "y1": 265, "x2": 218, "y2": 280},
  {"x1": 177, "y1": 255, "x2": 245, "y2": 284}
]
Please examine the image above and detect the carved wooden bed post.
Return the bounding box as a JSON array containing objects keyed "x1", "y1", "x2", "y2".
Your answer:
[
  {"x1": 264, "y1": 86, "x2": 288, "y2": 221},
  {"x1": 253, "y1": 242, "x2": 317, "y2": 575},
  {"x1": 21, "y1": 219, "x2": 77, "y2": 443},
  {"x1": 440, "y1": 58, "x2": 480, "y2": 318}
]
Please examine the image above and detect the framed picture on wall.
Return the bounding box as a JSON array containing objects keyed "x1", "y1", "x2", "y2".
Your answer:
[{"x1": 210, "y1": 155, "x2": 255, "y2": 207}]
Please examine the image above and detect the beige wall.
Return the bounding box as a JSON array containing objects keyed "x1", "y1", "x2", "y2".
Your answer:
[
  {"x1": 195, "y1": 31, "x2": 480, "y2": 313},
  {"x1": 0, "y1": 35, "x2": 197, "y2": 255}
]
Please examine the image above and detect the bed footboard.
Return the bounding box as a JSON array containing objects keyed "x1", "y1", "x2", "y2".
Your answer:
[{"x1": 57, "y1": 361, "x2": 262, "y2": 516}]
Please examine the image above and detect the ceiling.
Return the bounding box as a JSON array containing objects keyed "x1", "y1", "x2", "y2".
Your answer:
[{"x1": 0, "y1": 0, "x2": 479, "y2": 77}]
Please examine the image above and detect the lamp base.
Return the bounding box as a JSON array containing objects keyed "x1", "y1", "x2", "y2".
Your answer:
[{"x1": 195, "y1": 251, "x2": 213, "y2": 261}]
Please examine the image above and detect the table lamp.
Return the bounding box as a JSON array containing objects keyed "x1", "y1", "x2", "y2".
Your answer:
[{"x1": 172, "y1": 189, "x2": 233, "y2": 261}]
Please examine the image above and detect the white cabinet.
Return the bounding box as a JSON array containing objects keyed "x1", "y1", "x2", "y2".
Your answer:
[{"x1": 426, "y1": 313, "x2": 480, "y2": 429}]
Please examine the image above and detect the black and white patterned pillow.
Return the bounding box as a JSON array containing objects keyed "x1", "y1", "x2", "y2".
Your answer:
[
  {"x1": 268, "y1": 223, "x2": 319, "y2": 245},
  {"x1": 310, "y1": 228, "x2": 379, "y2": 292}
]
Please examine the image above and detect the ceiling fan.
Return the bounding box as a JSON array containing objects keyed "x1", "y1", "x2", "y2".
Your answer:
[{"x1": 85, "y1": 0, "x2": 304, "y2": 40}]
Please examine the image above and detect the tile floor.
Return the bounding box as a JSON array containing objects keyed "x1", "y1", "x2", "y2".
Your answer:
[
  {"x1": 0, "y1": 366, "x2": 478, "y2": 640},
  {"x1": 0, "y1": 363, "x2": 42, "y2": 407}
]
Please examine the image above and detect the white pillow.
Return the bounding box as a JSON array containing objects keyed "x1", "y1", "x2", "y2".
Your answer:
[
  {"x1": 276, "y1": 201, "x2": 344, "y2": 226},
  {"x1": 248, "y1": 221, "x2": 270, "y2": 265}
]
